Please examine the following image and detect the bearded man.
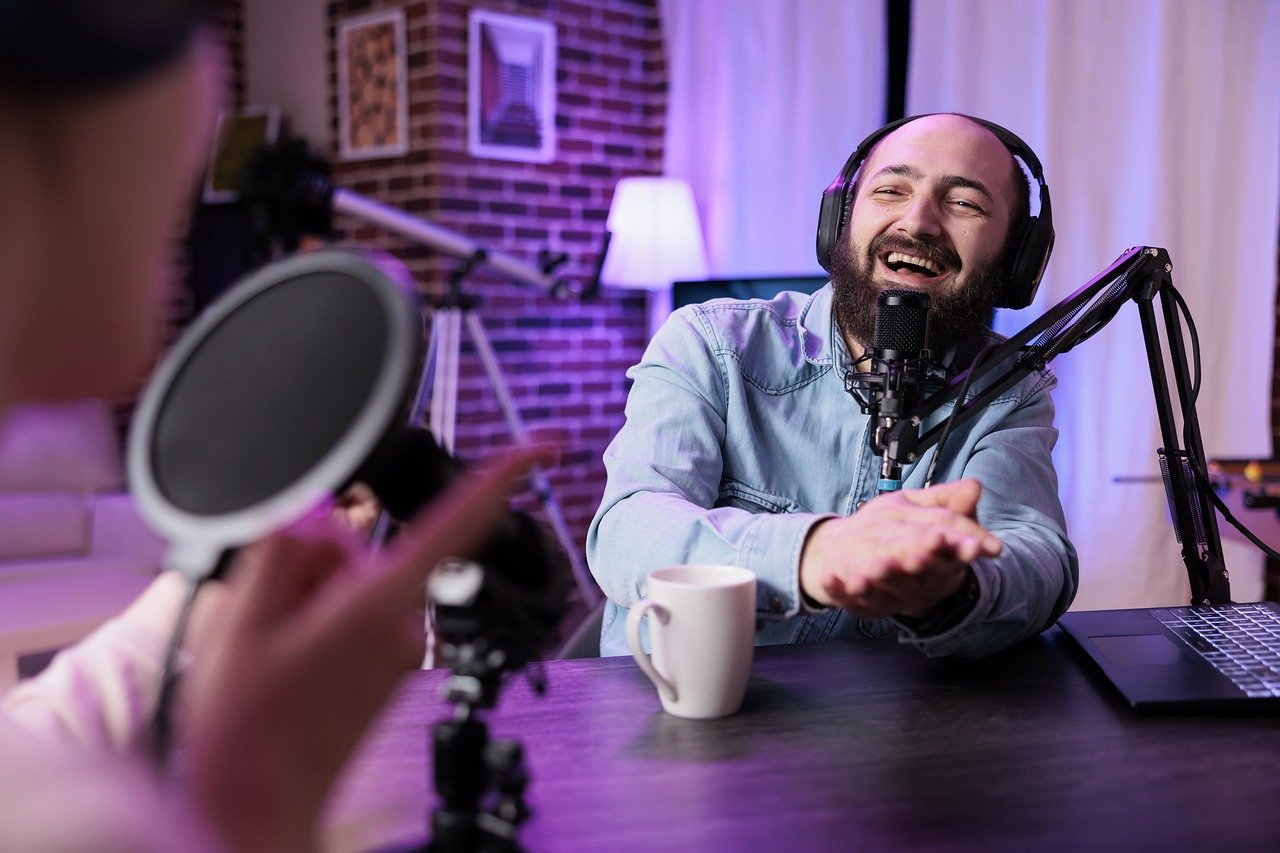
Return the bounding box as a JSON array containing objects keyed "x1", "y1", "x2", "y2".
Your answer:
[{"x1": 587, "y1": 113, "x2": 1077, "y2": 659}]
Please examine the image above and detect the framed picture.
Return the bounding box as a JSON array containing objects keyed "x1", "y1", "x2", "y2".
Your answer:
[
  {"x1": 337, "y1": 9, "x2": 410, "y2": 161},
  {"x1": 202, "y1": 106, "x2": 280, "y2": 203},
  {"x1": 468, "y1": 9, "x2": 556, "y2": 163}
]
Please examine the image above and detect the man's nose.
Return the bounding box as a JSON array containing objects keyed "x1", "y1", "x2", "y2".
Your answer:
[{"x1": 897, "y1": 195, "x2": 943, "y2": 237}]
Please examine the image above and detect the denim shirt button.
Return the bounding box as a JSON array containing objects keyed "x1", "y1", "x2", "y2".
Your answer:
[
  {"x1": 855, "y1": 499, "x2": 867, "y2": 511},
  {"x1": 768, "y1": 593, "x2": 783, "y2": 612}
]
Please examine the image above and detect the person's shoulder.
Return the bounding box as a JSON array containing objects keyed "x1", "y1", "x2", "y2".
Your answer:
[
  {"x1": 665, "y1": 291, "x2": 829, "y2": 390},
  {"x1": 682, "y1": 290, "x2": 811, "y2": 343}
]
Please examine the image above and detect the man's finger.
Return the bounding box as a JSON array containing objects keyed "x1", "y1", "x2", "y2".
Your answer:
[
  {"x1": 228, "y1": 530, "x2": 349, "y2": 630},
  {"x1": 903, "y1": 478, "x2": 982, "y2": 515}
]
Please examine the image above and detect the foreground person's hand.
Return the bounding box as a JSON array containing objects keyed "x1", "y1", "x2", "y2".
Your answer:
[{"x1": 185, "y1": 443, "x2": 554, "y2": 852}]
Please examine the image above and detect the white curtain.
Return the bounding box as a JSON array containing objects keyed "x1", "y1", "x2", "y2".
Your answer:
[
  {"x1": 907, "y1": 0, "x2": 1280, "y2": 608},
  {"x1": 659, "y1": 0, "x2": 886, "y2": 276}
]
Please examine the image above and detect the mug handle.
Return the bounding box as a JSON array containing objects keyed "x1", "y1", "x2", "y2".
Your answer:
[{"x1": 626, "y1": 599, "x2": 677, "y2": 703}]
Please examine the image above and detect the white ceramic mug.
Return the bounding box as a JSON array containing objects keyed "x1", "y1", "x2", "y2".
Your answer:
[{"x1": 626, "y1": 564, "x2": 756, "y2": 719}]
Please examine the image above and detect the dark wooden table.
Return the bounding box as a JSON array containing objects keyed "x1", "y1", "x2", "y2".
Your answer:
[{"x1": 323, "y1": 630, "x2": 1280, "y2": 851}]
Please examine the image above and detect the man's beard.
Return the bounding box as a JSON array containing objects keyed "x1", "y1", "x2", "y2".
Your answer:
[{"x1": 830, "y1": 232, "x2": 1008, "y2": 357}]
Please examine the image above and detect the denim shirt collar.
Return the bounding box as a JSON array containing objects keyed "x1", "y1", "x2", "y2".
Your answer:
[
  {"x1": 797, "y1": 283, "x2": 857, "y2": 374},
  {"x1": 800, "y1": 282, "x2": 999, "y2": 383}
]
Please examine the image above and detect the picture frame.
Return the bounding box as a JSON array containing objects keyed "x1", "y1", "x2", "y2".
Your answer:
[
  {"x1": 468, "y1": 9, "x2": 557, "y2": 163},
  {"x1": 337, "y1": 9, "x2": 410, "y2": 161},
  {"x1": 202, "y1": 106, "x2": 281, "y2": 204}
]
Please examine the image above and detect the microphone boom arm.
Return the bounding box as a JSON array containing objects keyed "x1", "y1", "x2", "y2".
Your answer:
[{"x1": 882, "y1": 246, "x2": 1229, "y2": 605}]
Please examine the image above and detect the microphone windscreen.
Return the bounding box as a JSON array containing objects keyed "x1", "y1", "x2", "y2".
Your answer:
[
  {"x1": 152, "y1": 272, "x2": 387, "y2": 515},
  {"x1": 128, "y1": 249, "x2": 421, "y2": 579},
  {"x1": 873, "y1": 289, "x2": 931, "y2": 357}
]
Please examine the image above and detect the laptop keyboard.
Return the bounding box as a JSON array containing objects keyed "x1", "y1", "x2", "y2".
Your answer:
[{"x1": 1155, "y1": 604, "x2": 1280, "y2": 698}]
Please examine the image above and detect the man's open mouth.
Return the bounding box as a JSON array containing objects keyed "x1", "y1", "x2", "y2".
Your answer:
[{"x1": 882, "y1": 250, "x2": 948, "y2": 279}]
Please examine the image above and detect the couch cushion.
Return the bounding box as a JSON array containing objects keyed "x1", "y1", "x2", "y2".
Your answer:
[
  {"x1": 89, "y1": 493, "x2": 166, "y2": 564},
  {"x1": 0, "y1": 555, "x2": 159, "y2": 583},
  {"x1": 0, "y1": 399, "x2": 124, "y2": 492},
  {"x1": 0, "y1": 567, "x2": 156, "y2": 660},
  {"x1": 0, "y1": 493, "x2": 89, "y2": 559}
]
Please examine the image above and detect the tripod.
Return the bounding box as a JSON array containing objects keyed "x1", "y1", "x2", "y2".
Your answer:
[
  {"x1": 311, "y1": 186, "x2": 598, "y2": 611},
  {"x1": 387, "y1": 251, "x2": 599, "y2": 611},
  {"x1": 420, "y1": 636, "x2": 535, "y2": 853}
]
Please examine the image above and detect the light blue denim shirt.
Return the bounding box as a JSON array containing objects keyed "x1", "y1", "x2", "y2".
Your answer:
[{"x1": 587, "y1": 285, "x2": 1077, "y2": 659}]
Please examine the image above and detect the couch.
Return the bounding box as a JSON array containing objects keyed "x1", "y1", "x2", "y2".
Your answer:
[{"x1": 0, "y1": 399, "x2": 164, "y2": 692}]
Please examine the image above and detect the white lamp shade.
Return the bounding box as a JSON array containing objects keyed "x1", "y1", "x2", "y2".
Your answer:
[{"x1": 601, "y1": 176, "x2": 709, "y2": 291}]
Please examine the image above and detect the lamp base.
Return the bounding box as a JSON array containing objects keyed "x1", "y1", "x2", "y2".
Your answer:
[{"x1": 646, "y1": 286, "x2": 674, "y2": 340}]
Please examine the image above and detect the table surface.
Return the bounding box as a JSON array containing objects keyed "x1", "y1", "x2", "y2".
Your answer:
[{"x1": 323, "y1": 630, "x2": 1280, "y2": 852}]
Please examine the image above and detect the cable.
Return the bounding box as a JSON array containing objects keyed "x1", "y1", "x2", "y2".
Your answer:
[
  {"x1": 919, "y1": 267, "x2": 1130, "y2": 490},
  {"x1": 1164, "y1": 282, "x2": 1202, "y2": 403},
  {"x1": 1163, "y1": 280, "x2": 1280, "y2": 562},
  {"x1": 923, "y1": 341, "x2": 1002, "y2": 488},
  {"x1": 147, "y1": 575, "x2": 205, "y2": 766}
]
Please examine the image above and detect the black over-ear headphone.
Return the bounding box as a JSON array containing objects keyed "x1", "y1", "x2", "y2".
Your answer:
[
  {"x1": 815, "y1": 113, "x2": 1054, "y2": 310},
  {"x1": 0, "y1": 0, "x2": 197, "y2": 91}
]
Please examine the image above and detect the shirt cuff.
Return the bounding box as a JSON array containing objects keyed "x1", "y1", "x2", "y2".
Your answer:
[{"x1": 892, "y1": 565, "x2": 980, "y2": 636}]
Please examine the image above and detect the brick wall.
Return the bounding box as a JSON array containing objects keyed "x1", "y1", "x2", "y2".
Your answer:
[{"x1": 324, "y1": 0, "x2": 663, "y2": 578}]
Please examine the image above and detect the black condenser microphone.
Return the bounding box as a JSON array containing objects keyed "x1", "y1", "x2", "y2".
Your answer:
[{"x1": 867, "y1": 289, "x2": 931, "y2": 492}]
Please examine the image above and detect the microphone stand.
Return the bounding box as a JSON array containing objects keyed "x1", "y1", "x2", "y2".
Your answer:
[{"x1": 881, "y1": 246, "x2": 1229, "y2": 606}]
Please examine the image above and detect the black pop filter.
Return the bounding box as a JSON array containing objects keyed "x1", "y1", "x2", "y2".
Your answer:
[{"x1": 128, "y1": 249, "x2": 421, "y2": 580}]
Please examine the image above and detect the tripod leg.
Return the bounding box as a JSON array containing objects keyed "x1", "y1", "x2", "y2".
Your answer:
[
  {"x1": 429, "y1": 716, "x2": 488, "y2": 852},
  {"x1": 431, "y1": 308, "x2": 462, "y2": 454},
  {"x1": 410, "y1": 309, "x2": 443, "y2": 426},
  {"x1": 463, "y1": 311, "x2": 601, "y2": 607}
]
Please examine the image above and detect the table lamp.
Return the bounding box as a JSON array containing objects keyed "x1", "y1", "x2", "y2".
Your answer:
[{"x1": 600, "y1": 176, "x2": 709, "y2": 337}]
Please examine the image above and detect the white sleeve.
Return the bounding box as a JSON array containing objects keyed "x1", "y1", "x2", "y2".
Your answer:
[
  {"x1": 1, "y1": 571, "x2": 190, "y2": 753},
  {"x1": 0, "y1": 714, "x2": 223, "y2": 852}
]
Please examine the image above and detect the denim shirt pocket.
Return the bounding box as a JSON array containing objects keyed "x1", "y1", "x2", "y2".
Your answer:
[{"x1": 715, "y1": 479, "x2": 804, "y2": 515}]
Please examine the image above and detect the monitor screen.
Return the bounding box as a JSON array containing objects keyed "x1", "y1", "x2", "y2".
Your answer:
[{"x1": 672, "y1": 275, "x2": 828, "y2": 310}]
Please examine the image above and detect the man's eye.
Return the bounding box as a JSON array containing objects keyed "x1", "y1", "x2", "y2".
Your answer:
[
  {"x1": 950, "y1": 198, "x2": 984, "y2": 212},
  {"x1": 873, "y1": 187, "x2": 903, "y2": 197}
]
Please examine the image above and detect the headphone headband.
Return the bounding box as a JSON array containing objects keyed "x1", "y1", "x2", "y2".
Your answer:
[{"x1": 816, "y1": 113, "x2": 1054, "y2": 310}]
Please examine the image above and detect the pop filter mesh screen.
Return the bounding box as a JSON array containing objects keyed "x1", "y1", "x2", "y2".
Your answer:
[{"x1": 151, "y1": 271, "x2": 388, "y2": 515}]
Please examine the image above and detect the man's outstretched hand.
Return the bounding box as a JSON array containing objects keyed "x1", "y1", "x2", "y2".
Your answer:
[
  {"x1": 799, "y1": 479, "x2": 1002, "y2": 620},
  {"x1": 185, "y1": 442, "x2": 554, "y2": 853}
]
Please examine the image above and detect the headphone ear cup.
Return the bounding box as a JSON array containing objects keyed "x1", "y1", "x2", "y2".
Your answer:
[
  {"x1": 999, "y1": 215, "x2": 1055, "y2": 309},
  {"x1": 816, "y1": 176, "x2": 851, "y2": 273}
]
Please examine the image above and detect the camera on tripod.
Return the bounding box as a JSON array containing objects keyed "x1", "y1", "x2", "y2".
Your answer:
[
  {"x1": 355, "y1": 425, "x2": 568, "y2": 852},
  {"x1": 421, "y1": 521, "x2": 568, "y2": 852}
]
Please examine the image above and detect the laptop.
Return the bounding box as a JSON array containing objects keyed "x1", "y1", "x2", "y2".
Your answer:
[{"x1": 1058, "y1": 602, "x2": 1280, "y2": 709}]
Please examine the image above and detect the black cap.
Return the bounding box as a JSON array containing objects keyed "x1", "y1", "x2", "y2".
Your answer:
[{"x1": 0, "y1": 0, "x2": 198, "y2": 92}]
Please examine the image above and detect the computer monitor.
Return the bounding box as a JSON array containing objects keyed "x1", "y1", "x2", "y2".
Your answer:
[{"x1": 671, "y1": 275, "x2": 828, "y2": 310}]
